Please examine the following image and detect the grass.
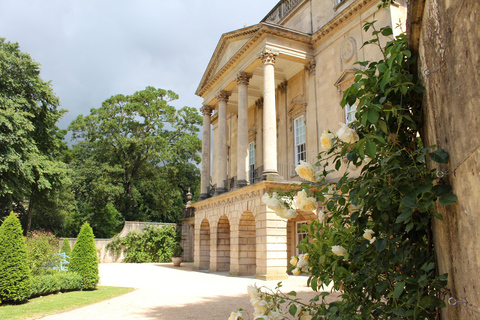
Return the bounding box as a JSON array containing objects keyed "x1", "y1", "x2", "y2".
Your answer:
[{"x1": 0, "y1": 286, "x2": 135, "y2": 320}]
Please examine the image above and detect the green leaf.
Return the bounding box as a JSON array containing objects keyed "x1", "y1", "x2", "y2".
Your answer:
[
  {"x1": 377, "y1": 63, "x2": 388, "y2": 73},
  {"x1": 381, "y1": 27, "x2": 393, "y2": 36},
  {"x1": 439, "y1": 194, "x2": 457, "y2": 205},
  {"x1": 375, "y1": 238, "x2": 387, "y2": 252},
  {"x1": 396, "y1": 211, "x2": 412, "y2": 224},
  {"x1": 428, "y1": 148, "x2": 449, "y2": 164},
  {"x1": 365, "y1": 140, "x2": 377, "y2": 159},
  {"x1": 393, "y1": 281, "x2": 405, "y2": 299},
  {"x1": 378, "y1": 119, "x2": 388, "y2": 134},
  {"x1": 287, "y1": 291, "x2": 297, "y2": 296},
  {"x1": 401, "y1": 196, "x2": 417, "y2": 208},
  {"x1": 434, "y1": 185, "x2": 452, "y2": 196},
  {"x1": 367, "y1": 108, "x2": 380, "y2": 124},
  {"x1": 289, "y1": 304, "x2": 298, "y2": 316}
]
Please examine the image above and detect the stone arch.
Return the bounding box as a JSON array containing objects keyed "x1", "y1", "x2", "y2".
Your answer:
[
  {"x1": 217, "y1": 215, "x2": 231, "y2": 272},
  {"x1": 199, "y1": 219, "x2": 210, "y2": 270},
  {"x1": 239, "y1": 211, "x2": 256, "y2": 275}
]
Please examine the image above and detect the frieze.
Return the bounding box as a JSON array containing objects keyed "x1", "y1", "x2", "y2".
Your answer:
[{"x1": 194, "y1": 189, "x2": 263, "y2": 212}]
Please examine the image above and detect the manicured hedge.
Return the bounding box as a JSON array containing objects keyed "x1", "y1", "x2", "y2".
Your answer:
[
  {"x1": 30, "y1": 272, "x2": 83, "y2": 298},
  {"x1": 69, "y1": 222, "x2": 99, "y2": 290},
  {"x1": 0, "y1": 212, "x2": 32, "y2": 303},
  {"x1": 60, "y1": 238, "x2": 72, "y2": 258}
]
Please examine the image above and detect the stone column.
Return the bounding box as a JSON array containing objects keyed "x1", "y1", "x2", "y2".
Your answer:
[
  {"x1": 216, "y1": 91, "x2": 230, "y2": 194},
  {"x1": 199, "y1": 105, "x2": 212, "y2": 200},
  {"x1": 260, "y1": 49, "x2": 279, "y2": 177},
  {"x1": 236, "y1": 72, "x2": 252, "y2": 188}
]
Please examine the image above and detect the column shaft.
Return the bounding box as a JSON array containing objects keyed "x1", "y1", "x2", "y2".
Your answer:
[
  {"x1": 199, "y1": 106, "x2": 212, "y2": 200},
  {"x1": 236, "y1": 72, "x2": 252, "y2": 188},
  {"x1": 261, "y1": 49, "x2": 279, "y2": 176},
  {"x1": 216, "y1": 91, "x2": 230, "y2": 194}
]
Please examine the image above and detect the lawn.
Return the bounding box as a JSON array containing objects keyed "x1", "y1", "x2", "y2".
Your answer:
[{"x1": 0, "y1": 286, "x2": 135, "y2": 320}]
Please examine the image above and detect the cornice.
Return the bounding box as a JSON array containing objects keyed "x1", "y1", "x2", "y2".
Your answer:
[
  {"x1": 196, "y1": 23, "x2": 311, "y2": 99},
  {"x1": 312, "y1": 0, "x2": 376, "y2": 45}
]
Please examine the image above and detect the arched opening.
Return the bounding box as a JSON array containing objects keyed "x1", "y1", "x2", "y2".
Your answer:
[
  {"x1": 239, "y1": 211, "x2": 256, "y2": 275},
  {"x1": 216, "y1": 215, "x2": 231, "y2": 272},
  {"x1": 199, "y1": 219, "x2": 210, "y2": 270},
  {"x1": 287, "y1": 211, "x2": 317, "y2": 260}
]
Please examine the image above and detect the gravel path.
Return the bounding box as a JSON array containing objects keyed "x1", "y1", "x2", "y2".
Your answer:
[{"x1": 39, "y1": 263, "x2": 338, "y2": 319}]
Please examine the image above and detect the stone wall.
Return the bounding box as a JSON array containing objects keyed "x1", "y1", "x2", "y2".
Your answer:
[{"x1": 408, "y1": 0, "x2": 480, "y2": 318}]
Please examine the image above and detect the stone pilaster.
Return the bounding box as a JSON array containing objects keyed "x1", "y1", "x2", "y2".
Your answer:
[
  {"x1": 215, "y1": 91, "x2": 230, "y2": 195},
  {"x1": 199, "y1": 105, "x2": 212, "y2": 200},
  {"x1": 236, "y1": 72, "x2": 252, "y2": 188},
  {"x1": 259, "y1": 49, "x2": 279, "y2": 177}
]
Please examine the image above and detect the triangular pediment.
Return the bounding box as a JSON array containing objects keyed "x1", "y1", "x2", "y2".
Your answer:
[
  {"x1": 196, "y1": 24, "x2": 262, "y2": 96},
  {"x1": 334, "y1": 68, "x2": 359, "y2": 91}
]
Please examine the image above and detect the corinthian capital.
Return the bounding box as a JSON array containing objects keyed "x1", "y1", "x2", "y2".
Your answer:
[
  {"x1": 259, "y1": 49, "x2": 279, "y2": 65},
  {"x1": 200, "y1": 105, "x2": 212, "y2": 117},
  {"x1": 236, "y1": 72, "x2": 253, "y2": 86},
  {"x1": 217, "y1": 90, "x2": 231, "y2": 103}
]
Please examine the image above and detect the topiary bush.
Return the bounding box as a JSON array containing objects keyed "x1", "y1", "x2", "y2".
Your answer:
[
  {"x1": 69, "y1": 222, "x2": 99, "y2": 290},
  {"x1": 26, "y1": 230, "x2": 60, "y2": 276},
  {"x1": 60, "y1": 238, "x2": 72, "y2": 256},
  {"x1": 29, "y1": 272, "x2": 83, "y2": 298},
  {"x1": 0, "y1": 212, "x2": 32, "y2": 303}
]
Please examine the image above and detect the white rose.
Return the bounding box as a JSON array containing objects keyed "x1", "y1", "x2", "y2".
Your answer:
[
  {"x1": 268, "y1": 309, "x2": 285, "y2": 320},
  {"x1": 364, "y1": 155, "x2": 372, "y2": 164},
  {"x1": 320, "y1": 130, "x2": 334, "y2": 152},
  {"x1": 370, "y1": 237, "x2": 376, "y2": 244},
  {"x1": 283, "y1": 209, "x2": 298, "y2": 220},
  {"x1": 247, "y1": 284, "x2": 260, "y2": 300},
  {"x1": 348, "y1": 204, "x2": 363, "y2": 214},
  {"x1": 295, "y1": 161, "x2": 318, "y2": 182},
  {"x1": 290, "y1": 256, "x2": 298, "y2": 267},
  {"x1": 261, "y1": 193, "x2": 270, "y2": 204},
  {"x1": 363, "y1": 229, "x2": 374, "y2": 241},
  {"x1": 300, "y1": 311, "x2": 313, "y2": 320},
  {"x1": 295, "y1": 190, "x2": 318, "y2": 212},
  {"x1": 332, "y1": 245, "x2": 347, "y2": 256},
  {"x1": 318, "y1": 209, "x2": 325, "y2": 223},
  {"x1": 251, "y1": 298, "x2": 268, "y2": 315},
  {"x1": 297, "y1": 254, "x2": 309, "y2": 269},
  {"x1": 292, "y1": 267, "x2": 301, "y2": 276},
  {"x1": 229, "y1": 311, "x2": 242, "y2": 320},
  {"x1": 266, "y1": 197, "x2": 286, "y2": 213},
  {"x1": 336, "y1": 123, "x2": 359, "y2": 144}
]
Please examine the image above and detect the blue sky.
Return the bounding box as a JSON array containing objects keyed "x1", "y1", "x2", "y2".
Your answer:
[{"x1": 0, "y1": 0, "x2": 278, "y2": 135}]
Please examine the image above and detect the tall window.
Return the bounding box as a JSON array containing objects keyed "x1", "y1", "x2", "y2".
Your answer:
[
  {"x1": 294, "y1": 116, "x2": 306, "y2": 165},
  {"x1": 296, "y1": 221, "x2": 308, "y2": 255},
  {"x1": 345, "y1": 103, "x2": 357, "y2": 124},
  {"x1": 248, "y1": 142, "x2": 255, "y2": 183}
]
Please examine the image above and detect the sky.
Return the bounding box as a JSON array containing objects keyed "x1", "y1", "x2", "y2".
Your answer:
[{"x1": 0, "y1": 0, "x2": 279, "y2": 135}]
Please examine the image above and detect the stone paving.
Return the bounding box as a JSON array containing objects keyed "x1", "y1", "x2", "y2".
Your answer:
[{"x1": 38, "y1": 262, "x2": 338, "y2": 319}]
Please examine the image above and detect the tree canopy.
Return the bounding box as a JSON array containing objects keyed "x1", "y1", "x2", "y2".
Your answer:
[
  {"x1": 0, "y1": 38, "x2": 69, "y2": 233},
  {"x1": 69, "y1": 86, "x2": 202, "y2": 226}
]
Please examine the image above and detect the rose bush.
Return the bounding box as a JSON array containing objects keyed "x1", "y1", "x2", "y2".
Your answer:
[{"x1": 230, "y1": 22, "x2": 456, "y2": 319}]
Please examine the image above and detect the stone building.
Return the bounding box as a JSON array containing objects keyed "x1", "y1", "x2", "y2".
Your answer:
[{"x1": 181, "y1": 0, "x2": 407, "y2": 280}]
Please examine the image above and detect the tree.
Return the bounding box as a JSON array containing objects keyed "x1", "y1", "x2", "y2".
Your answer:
[
  {"x1": 0, "y1": 38, "x2": 69, "y2": 233},
  {"x1": 60, "y1": 238, "x2": 72, "y2": 257},
  {"x1": 69, "y1": 222, "x2": 99, "y2": 290},
  {"x1": 0, "y1": 212, "x2": 32, "y2": 303},
  {"x1": 69, "y1": 86, "x2": 202, "y2": 223}
]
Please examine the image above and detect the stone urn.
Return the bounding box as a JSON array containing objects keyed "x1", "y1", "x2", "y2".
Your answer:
[{"x1": 172, "y1": 256, "x2": 183, "y2": 267}]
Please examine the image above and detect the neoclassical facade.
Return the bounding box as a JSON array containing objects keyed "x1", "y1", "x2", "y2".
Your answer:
[{"x1": 181, "y1": 0, "x2": 406, "y2": 280}]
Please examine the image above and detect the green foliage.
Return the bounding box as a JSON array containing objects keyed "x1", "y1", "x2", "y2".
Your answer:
[
  {"x1": 60, "y1": 238, "x2": 72, "y2": 257},
  {"x1": 68, "y1": 86, "x2": 202, "y2": 225},
  {"x1": 243, "y1": 24, "x2": 456, "y2": 320},
  {"x1": 105, "y1": 225, "x2": 178, "y2": 263},
  {"x1": 0, "y1": 212, "x2": 32, "y2": 303},
  {"x1": 298, "y1": 24, "x2": 452, "y2": 319},
  {"x1": 172, "y1": 243, "x2": 183, "y2": 257},
  {"x1": 69, "y1": 223, "x2": 99, "y2": 290},
  {"x1": 25, "y1": 230, "x2": 60, "y2": 276},
  {"x1": 29, "y1": 272, "x2": 83, "y2": 298},
  {"x1": 0, "y1": 37, "x2": 70, "y2": 234}
]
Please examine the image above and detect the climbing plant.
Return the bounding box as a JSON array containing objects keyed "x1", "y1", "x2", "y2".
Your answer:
[{"x1": 230, "y1": 22, "x2": 455, "y2": 320}]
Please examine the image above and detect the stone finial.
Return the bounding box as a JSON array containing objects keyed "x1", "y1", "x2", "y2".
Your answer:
[
  {"x1": 259, "y1": 48, "x2": 279, "y2": 65},
  {"x1": 185, "y1": 187, "x2": 192, "y2": 208}
]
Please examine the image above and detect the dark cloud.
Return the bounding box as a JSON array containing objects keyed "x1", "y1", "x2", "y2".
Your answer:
[{"x1": 0, "y1": 0, "x2": 277, "y2": 133}]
